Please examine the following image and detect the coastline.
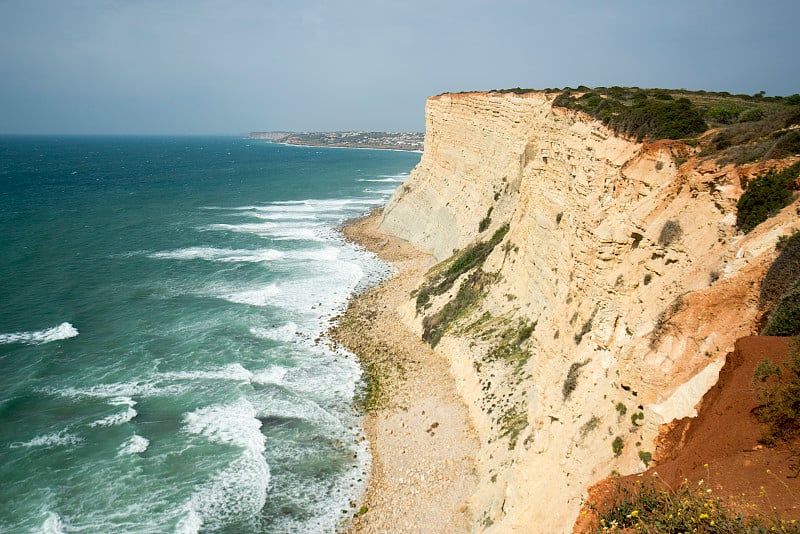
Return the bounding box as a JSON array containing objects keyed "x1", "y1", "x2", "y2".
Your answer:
[
  {"x1": 275, "y1": 140, "x2": 423, "y2": 153},
  {"x1": 330, "y1": 210, "x2": 479, "y2": 533}
]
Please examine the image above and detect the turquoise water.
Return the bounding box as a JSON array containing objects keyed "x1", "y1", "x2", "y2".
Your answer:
[{"x1": 0, "y1": 136, "x2": 420, "y2": 533}]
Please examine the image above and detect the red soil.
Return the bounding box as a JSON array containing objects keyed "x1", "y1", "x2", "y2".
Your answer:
[{"x1": 576, "y1": 336, "x2": 800, "y2": 532}]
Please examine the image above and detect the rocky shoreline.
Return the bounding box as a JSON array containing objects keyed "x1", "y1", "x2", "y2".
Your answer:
[{"x1": 329, "y1": 210, "x2": 479, "y2": 533}]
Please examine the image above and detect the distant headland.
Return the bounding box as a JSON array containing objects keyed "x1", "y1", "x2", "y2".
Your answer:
[{"x1": 248, "y1": 131, "x2": 424, "y2": 151}]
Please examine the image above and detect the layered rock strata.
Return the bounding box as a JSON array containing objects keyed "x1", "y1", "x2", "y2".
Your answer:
[{"x1": 378, "y1": 91, "x2": 798, "y2": 532}]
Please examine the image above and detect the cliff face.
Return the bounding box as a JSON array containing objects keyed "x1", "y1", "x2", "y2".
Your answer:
[{"x1": 379, "y1": 92, "x2": 798, "y2": 532}]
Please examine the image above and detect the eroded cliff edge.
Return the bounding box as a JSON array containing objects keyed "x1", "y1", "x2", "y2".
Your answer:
[{"x1": 377, "y1": 91, "x2": 798, "y2": 532}]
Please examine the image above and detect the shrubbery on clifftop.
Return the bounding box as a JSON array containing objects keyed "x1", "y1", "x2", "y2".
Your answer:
[
  {"x1": 552, "y1": 89, "x2": 707, "y2": 141},
  {"x1": 736, "y1": 162, "x2": 800, "y2": 234}
]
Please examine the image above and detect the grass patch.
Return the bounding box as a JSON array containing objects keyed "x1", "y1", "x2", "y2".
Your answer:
[
  {"x1": 737, "y1": 162, "x2": 800, "y2": 234},
  {"x1": 415, "y1": 224, "x2": 509, "y2": 311},
  {"x1": 484, "y1": 318, "x2": 537, "y2": 372},
  {"x1": 499, "y1": 405, "x2": 528, "y2": 450},
  {"x1": 478, "y1": 206, "x2": 493, "y2": 232},
  {"x1": 595, "y1": 476, "x2": 799, "y2": 533},
  {"x1": 580, "y1": 415, "x2": 601, "y2": 438},
  {"x1": 422, "y1": 269, "x2": 496, "y2": 348},
  {"x1": 563, "y1": 360, "x2": 589, "y2": 401},
  {"x1": 574, "y1": 307, "x2": 598, "y2": 345}
]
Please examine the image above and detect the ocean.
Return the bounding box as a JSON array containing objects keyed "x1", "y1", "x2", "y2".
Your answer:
[{"x1": 0, "y1": 136, "x2": 420, "y2": 533}]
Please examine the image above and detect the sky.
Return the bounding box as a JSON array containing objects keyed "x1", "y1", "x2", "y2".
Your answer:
[{"x1": 0, "y1": 0, "x2": 798, "y2": 135}]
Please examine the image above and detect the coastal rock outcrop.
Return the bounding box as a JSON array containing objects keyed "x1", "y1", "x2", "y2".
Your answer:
[{"x1": 378, "y1": 92, "x2": 799, "y2": 532}]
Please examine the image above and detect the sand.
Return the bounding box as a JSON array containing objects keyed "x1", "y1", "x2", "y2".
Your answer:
[{"x1": 329, "y1": 210, "x2": 479, "y2": 533}]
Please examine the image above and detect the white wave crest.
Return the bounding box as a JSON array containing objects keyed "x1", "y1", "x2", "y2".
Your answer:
[
  {"x1": 40, "y1": 511, "x2": 66, "y2": 534},
  {"x1": 249, "y1": 323, "x2": 297, "y2": 342},
  {"x1": 203, "y1": 222, "x2": 326, "y2": 242},
  {"x1": 183, "y1": 398, "x2": 264, "y2": 452},
  {"x1": 49, "y1": 380, "x2": 189, "y2": 399},
  {"x1": 117, "y1": 434, "x2": 150, "y2": 456},
  {"x1": 220, "y1": 285, "x2": 280, "y2": 307},
  {"x1": 0, "y1": 322, "x2": 78, "y2": 345},
  {"x1": 363, "y1": 188, "x2": 398, "y2": 195},
  {"x1": 160, "y1": 363, "x2": 253, "y2": 382},
  {"x1": 89, "y1": 406, "x2": 137, "y2": 428},
  {"x1": 149, "y1": 247, "x2": 284, "y2": 263},
  {"x1": 10, "y1": 430, "x2": 83, "y2": 449},
  {"x1": 250, "y1": 366, "x2": 289, "y2": 386},
  {"x1": 182, "y1": 398, "x2": 269, "y2": 531},
  {"x1": 357, "y1": 177, "x2": 405, "y2": 182},
  {"x1": 175, "y1": 507, "x2": 202, "y2": 534}
]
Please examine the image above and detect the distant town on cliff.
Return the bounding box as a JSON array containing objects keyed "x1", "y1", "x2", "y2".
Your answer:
[{"x1": 248, "y1": 131, "x2": 424, "y2": 151}]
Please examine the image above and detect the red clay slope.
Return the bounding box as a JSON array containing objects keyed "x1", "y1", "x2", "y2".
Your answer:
[{"x1": 576, "y1": 336, "x2": 800, "y2": 532}]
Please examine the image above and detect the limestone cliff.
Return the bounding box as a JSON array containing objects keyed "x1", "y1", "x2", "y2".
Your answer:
[{"x1": 378, "y1": 92, "x2": 799, "y2": 532}]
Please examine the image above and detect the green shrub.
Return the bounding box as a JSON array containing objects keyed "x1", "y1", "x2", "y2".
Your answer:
[
  {"x1": 736, "y1": 162, "x2": 799, "y2": 233},
  {"x1": 631, "y1": 411, "x2": 645, "y2": 426},
  {"x1": 763, "y1": 281, "x2": 800, "y2": 336},
  {"x1": 554, "y1": 90, "x2": 707, "y2": 141},
  {"x1": 615, "y1": 402, "x2": 627, "y2": 416},
  {"x1": 563, "y1": 360, "x2": 589, "y2": 400},
  {"x1": 760, "y1": 230, "x2": 800, "y2": 308},
  {"x1": 612, "y1": 436, "x2": 624, "y2": 456},
  {"x1": 753, "y1": 358, "x2": 782, "y2": 383},
  {"x1": 753, "y1": 342, "x2": 800, "y2": 445},
  {"x1": 478, "y1": 206, "x2": 493, "y2": 232},
  {"x1": 706, "y1": 104, "x2": 744, "y2": 124},
  {"x1": 638, "y1": 450, "x2": 652, "y2": 467},
  {"x1": 739, "y1": 107, "x2": 766, "y2": 122},
  {"x1": 658, "y1": 219, "x2": 683, "y2": 247}
]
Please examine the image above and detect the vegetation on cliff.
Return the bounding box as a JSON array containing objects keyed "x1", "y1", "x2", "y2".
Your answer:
[
  {"x1": 753, "y1": 340, "x2": 800, "y2": 445},
  {"x1": 736, "y1": 162, "x2": 800, "y2": 234},
  {"x1": 595, "y1": 476, "x2": 800, "y2": 533},
  {"x1": 761, "y1": 229, "x2": 800, "y2": 336},
  {"x1": 553, "y1": 89, "x2": 707, "y2": 141},
  {"x1": 414, "y1": 224, "x2": 510, "y2": 348}
]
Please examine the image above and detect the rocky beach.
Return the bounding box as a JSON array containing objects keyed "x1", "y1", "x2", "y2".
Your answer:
[{"x1": 330, "y1": 210, "x2": 479, "y2": 533}]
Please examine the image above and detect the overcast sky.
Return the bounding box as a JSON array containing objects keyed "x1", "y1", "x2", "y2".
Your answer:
[{"x1": 1, "y1": 0, "x2": 798, "y2": 135}]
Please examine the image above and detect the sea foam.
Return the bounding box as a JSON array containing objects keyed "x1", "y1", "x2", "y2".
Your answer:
[
  {"x1": 182, "y1": 399, "x2": 270, "y2": 530},
  {"x1": 149, "y1": 247, "x2": 285, "y2": 262},
  {"x1": 117, "y1": 434, "x2": 150, "y2": 456},
  {"x1": 10, "y1": 430, "x2": 83, "y2": 449},
  {"x1": 0, "y1": 322, "x2": 78, "y2": 345},
  {"x1": 40, "y1": 511, "x2": 66, "y2": 534}
]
